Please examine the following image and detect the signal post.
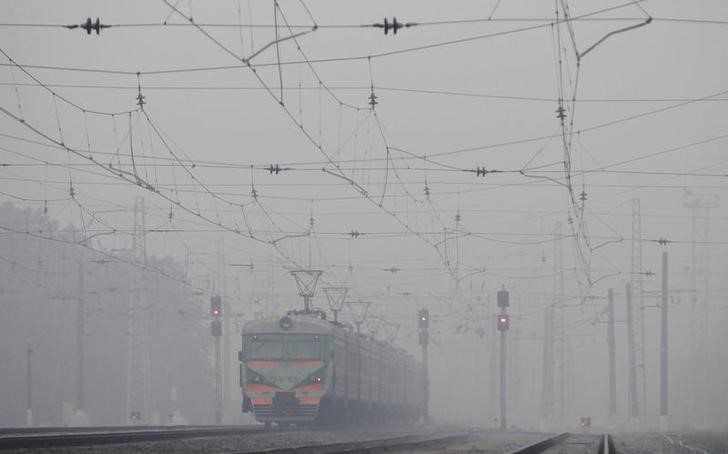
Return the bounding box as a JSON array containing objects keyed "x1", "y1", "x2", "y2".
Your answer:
[
  {"x1": 211, "y1": 294, "x2": 223, "y2": 425},
  {"x1": 497, "y1": 286, "x2": 510, "y2": 431},
  {"x1": 418, "y1": 309, "x2": 430, "y2": 425}
]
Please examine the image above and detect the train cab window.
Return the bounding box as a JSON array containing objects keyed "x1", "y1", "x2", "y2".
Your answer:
[
  {"x1": 287, "y1": 335, "x2": 322, "y2": 359},
  {"x1": 249, "y1": 336, "x2": 283, "y2": 359}
]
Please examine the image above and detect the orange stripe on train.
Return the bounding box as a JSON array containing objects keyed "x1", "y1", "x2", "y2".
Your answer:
[
  {"x1": 246, "y1": 384, "x2": 280, "y2": 393},
  {"x1": 290, "y1": 360, "x2": 324, "y2": 366},
  {"x1": 293, "y1": 384, "x2": 324, "y2": 392}
]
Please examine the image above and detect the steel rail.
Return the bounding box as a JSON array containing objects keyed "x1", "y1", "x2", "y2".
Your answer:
[
  {"x1": 0, "y1": 425, "x2": 267, "y2": 450},
  {"x1": 506, "y1": 432, "x2": 571, "y2": 454},
  {"x1": 598, "y1": 433, "x2": 616, "y2": 454},
  {"x1": 243, "y1": 430, "x2": 469, "y2": 454},
  {"x1": 0, "y1": 424, "x2": 254, "y2": 435}
]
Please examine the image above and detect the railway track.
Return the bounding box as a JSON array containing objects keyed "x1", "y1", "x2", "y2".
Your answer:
[
  {"x1": 0, "y1": 424, "x2": 253, "y2": 436},
  {"x1": 507, "y1": 432, "x2": 616, "y2": 454},
  {"x1": 0, "y1": 425, "x2": 267, "y2": 450},
  {"x1": 237, "y1": 430, "x2": 470, "y2": 453},
  {"x1": 243, "y1": 430, "x2": 610, "y2": 453},
  {"x1": 0, "y1": 426, "x2": 626, "y2": 453},
  {"x1": 506, "y1": 432, "x2": 572, "y2": 453}
]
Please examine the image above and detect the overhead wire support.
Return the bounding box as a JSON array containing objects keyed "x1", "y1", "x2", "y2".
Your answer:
[
  {"x1": 578, "y1": 16, "x2": 652, "y2": 60},
  {"x1": 372, "y1": 17, "x2": 417, "y2": 35},
  {"x1": 268, "y1": 164, "x2": 285, "y2": 174},
  {"x1": 135, "y1": 73, "x2": 146, "y2": 110},
  {"x1": 475, "y1": 167, "x2": 500, "y2": 177},
  {"x1": 65, "y1": 18, "x2": 110, "y2": 35}
]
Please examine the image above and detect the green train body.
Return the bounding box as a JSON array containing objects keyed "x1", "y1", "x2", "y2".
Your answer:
[{"x1": 239, "y1": 312, "x2": 424, "y2": 425}]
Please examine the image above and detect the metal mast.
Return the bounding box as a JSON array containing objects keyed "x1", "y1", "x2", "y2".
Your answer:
[
  {"x1": 26, "y1": 341, "x2": 33, "y2": 426},
  {"x1": 553, "y1": 222, "x2": 565, "y2": 422},
  {"x1": 683, "y1": 190, "x2": 718, "y2": 426},
  {"x1": 626, "y1": 283, "x2": 639, "y2": 420},
  {"x1": 630, "y1": 199, "x2": 646, "y2": 422},
  {"x1": 540, "y1": 305, "x2": 554, "y2": 428},
  {"x1": 126, "y1": 197, "x2": 151, "y2": 424},
  {"x1": 659, "y1": 252, "x2": 669, "y2": 431},
  {"x1": 76, "y1": 260, "x2": 86, "y2": 414},
  {"x1": 607, "y1": 289, "x2": 617, "y2": 421},
  {"x1": 215, "y1": 239, "x2": 230, "y2": 423}
]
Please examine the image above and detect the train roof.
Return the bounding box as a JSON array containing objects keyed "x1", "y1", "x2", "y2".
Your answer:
[
  {"x1": 241, "y1": 312, "x2": 419, "y2": 361},
  {"x1": 242, "y1": 312, "x2": 337, "y2": 336}
]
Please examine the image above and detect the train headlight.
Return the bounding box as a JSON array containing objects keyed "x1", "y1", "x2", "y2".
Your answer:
[
  {"x1": 279, "y1": 316, "x2": 293, "y2": 330},
  {"x1": 246, "y1": 369, "x2": 265, "y2": 383}
]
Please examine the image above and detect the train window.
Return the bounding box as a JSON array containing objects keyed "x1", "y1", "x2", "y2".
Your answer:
[
  {"x1": 287, "y1": 340, "x2": 321, "y2": 359},
  {"x1": 250, "y1": 338, "x2": 283, "y2": 359}
]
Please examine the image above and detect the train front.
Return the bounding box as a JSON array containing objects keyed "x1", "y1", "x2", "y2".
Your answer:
[{"x1": 239, "y1": 315, "x2": 330, "y2": 425}]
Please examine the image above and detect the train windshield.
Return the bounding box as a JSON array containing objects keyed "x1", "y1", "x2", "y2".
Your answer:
[
  {"x1": 245, "y1": 334, "x2": 323, "y2": 360},
  {"x1": 287, "y1": 337, "x2": 321, "y2": 360},
  {"x1": 249, "y1": 336, "x2": 284, "y2": 359}
]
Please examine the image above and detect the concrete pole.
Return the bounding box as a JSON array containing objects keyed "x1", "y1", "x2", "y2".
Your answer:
[
  {"x1": 540, "y1": 306, "x2": 553, "y2": 429},
  {"x1": 626, "y1": 283, "x2": 639, "y2": 420},
  {"x1": 660, "y1": 252, "x2": 669, "y2": 431},
  {"x1": 26, "y1": 341, "x2": 33, "y2": 426},
  {"x1": 607, "y1": 289, "x2": 617, "y2": 420},
  {"x1": 500, "y1": 307, "x2": 507, "y2": 431},
  {"x1": 422, "y1": 342, "x2": 430, "y2": 425},
  {"x1": 77, "y1": 261, "x2": 85, "y2": 412},
  {"x1": 214, "y1": 334, "x2": 222, "y2": 425}
]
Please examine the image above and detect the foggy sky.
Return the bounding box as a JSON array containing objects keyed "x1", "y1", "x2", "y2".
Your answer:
[{"x1": 1, "y1": 0, "x2": 727, "y2": 430}]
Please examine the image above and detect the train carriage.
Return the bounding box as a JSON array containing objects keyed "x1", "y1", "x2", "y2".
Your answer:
[{"x1": 238, "y1": 311, "x2": 424, "y2": 426}]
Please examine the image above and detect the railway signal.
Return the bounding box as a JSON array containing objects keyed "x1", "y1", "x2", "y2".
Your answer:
[
  {"x1": 210, "y1": 294, "x2": 223, "y2": 424},
  {"x1": 497, "y1": 314, "x2": 510, "y2": 332},
  {"x1": 418, "y1": 309, "x2": 429, "y2": 329},
  {"x1": 497, "y1": 287, "x2": 510, "y2": 308},
  {"x1": 210, "y1": 294, "x2": 222, "y2": 318},
  {"x1": 497, "y1": 286, "x2": 510, "y2": 431},
  {"x1": 417, "y1": 308, "x2": 431, "y2": 425}
]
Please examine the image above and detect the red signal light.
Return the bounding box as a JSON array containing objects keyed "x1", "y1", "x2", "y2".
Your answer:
[{"x1": 497, "y1": 314, "x2": 510, "y2": 331}]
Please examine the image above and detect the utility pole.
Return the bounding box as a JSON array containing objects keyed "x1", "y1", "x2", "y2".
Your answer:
[
  {"x1": 126, "y1": 196, "x2": 151, "y2": 424},
  {"x1": 488, "y1": 294, "x2": 497, "y2": 426},
  {"x1": 630, "y1": 198, "x2": 646, "y2": 423},
  {"x1": 26, "y1": 341, "x2": 33, "y2": 426},
  {"x1": 497, "y1": 286, "x2": 510, "y2": 431},
  {"x1": 625, "y1": 283, "x2": 639, "y2": 420},
  {"x1": 76, "y1": 260, "x2": 87, "y2": 419},
  {"x1": 552, "y1": 222, "x2": 565, "y2": 421},
  {"x1": 511, "y1": 298, "x2": 521, "y2": 420},
  {"x1": 659, "y1": 251, "x2": 669, "y2": 432},
  {"x1": 683, "y1": 190, "x2": 718, "y2": 427},
  {"x1": 216, "y1": 239, "x2": 229, "y2": 423},
  {"x1": 418, "y1": 309, "x2": 430, "y2": 425},
  {"x1": 607, "y1": 289, "x2": 617, "y2": 421},
  {"x1": 540, "y1": 305, "x2": 554, "y2": 430}
]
